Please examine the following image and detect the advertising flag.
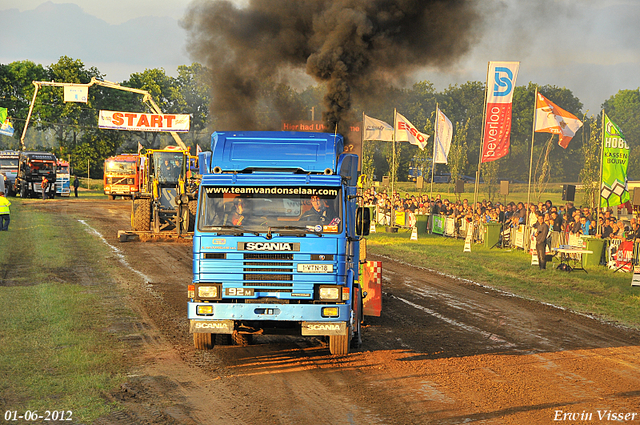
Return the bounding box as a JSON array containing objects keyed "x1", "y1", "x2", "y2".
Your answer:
[
  {"x1": 481, "y1": 61, "x2": 519, "y2": 162},
  {"x1": 0, "y1": 107, "x2": 14, "y2": 137},
  {"x1": 600, "y1": 114, "x2": 630, "y2": 208},
  {"x1": 434, "y1": 108, "x2": 453, "y2": 164},
  {"x1": 196, "y1": 144, "x2": 202, "y2": 154},
  {"x1": 137, "y1": 141, "x2": 143, "y2": 154},
  {"x1": 534, "y1": 93, "x2": 583, "y2": 148},
  {"x1": 363, "y1": 114, "x2": 394, "y2": 141},
  {"x1": 395, "y1": 112, "x2": 429, "y2": 150}
]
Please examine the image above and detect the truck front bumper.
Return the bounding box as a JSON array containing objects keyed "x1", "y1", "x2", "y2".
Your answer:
[{"x1": 188, "y1": 302, "x2": 350, "y2": 335}]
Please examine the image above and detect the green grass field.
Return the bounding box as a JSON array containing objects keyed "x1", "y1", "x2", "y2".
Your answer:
[
  {"x1": 367, "y1": 226, "x2": 640, "y2": 328},
  {"x1": 0, "y1": 197, "x2": 128, "y2": 422}
]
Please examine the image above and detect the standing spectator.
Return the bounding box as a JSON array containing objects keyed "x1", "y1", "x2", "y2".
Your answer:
[
  {"x1": 550, "y1": 211, "x2": 563, "y2": 232},
  {"x1": 0, "y1": 191, "x2": 10, "y2": 231},
  {"x1": 533, "y1": 214, "x2": 550, "y2": 270},
  {"x1": 73, "y1": 175, "x2": 80, "y2": 197},
  {"x1": 0, "y1": 172, "x2": 5, "y2": 195},
  {"x1": 41, "y1": 176, "x2": 49, "y2": 200},
  {"x1": 601, "y1": 218, "x2": 614, "y2": 239}
]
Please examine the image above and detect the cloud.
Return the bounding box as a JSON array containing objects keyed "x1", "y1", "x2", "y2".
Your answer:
[{"x1": 0, "y1": 2, "x2": 190, "y2": 81}]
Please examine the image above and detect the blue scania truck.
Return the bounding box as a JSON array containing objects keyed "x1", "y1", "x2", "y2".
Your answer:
[{"x1": 188, "y1": 131, "x2": 370, "y2": 355}]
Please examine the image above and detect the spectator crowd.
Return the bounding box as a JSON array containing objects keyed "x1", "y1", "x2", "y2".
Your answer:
[{"x1": 360, "y1": 188, "x2": 640, "y2": 244}]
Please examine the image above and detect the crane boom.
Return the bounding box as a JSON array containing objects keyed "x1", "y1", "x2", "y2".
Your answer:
[{"x1": 20, "y1": 77, "x2": 188, "y2": 150}]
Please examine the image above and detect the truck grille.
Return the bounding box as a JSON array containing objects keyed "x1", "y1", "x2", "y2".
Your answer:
[
  {"x1": 244, "y1": 253, "x2": 293, "y2": 260},
  {"x1": 244, "y1": 273, "x2": 292, "y2": 281}
]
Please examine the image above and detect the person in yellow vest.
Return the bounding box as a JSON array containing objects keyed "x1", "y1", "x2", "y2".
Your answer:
[
  {"x1": 41, "y1": 176, "x2": 49, "y2": 200},
  {"x1": 0, "y1": 190, "x2": 10, "y2": 231}
]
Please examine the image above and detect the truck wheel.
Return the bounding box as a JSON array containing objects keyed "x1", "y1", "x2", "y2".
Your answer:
[
  {"x1": 193, "y1": 333, "x2": 214, "y2": 350},
  {"x1": 215, "y1": 334, "x2": 231, "y2": 345},
  {"x1": 132, "y1": 198, "x2": 151, "y2": 231},
  {"x1": 188, "y1": 200, "x2": 198, "y2": 232},
  {"x1": 108, "y1": 195, "x2": 115, "y2": 200},
  {"x1": 20, "y1": 183, "x2": 26, "y2": 198},
  {"x1": 329, "y1": 334, "x2": 350, "y2": 356},
  {"x1": 232, "y1": 331, "x2": 252, "y2": 346}
]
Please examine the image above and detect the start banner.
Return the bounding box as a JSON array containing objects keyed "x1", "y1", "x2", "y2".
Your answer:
[
  {"x1": 481, "y1": 61, "x2": 519, "y2": 163},
  {"x1": 99, "y1": 110, "x2": 190, "y2": 132}
]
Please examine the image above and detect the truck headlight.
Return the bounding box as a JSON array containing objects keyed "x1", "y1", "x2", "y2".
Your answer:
[
  {"x1": 318, "y1": 285, "x2": 340, "y2": 301},
  {"x1": 197, "y1": 305, "x2": 214, "y2": 315},
  {"x1": 322, "y1": 307, "x2": 339, "y2": 317},
  {"x1": 196, "y1": 284, "x2": 222, "y2": 300}
]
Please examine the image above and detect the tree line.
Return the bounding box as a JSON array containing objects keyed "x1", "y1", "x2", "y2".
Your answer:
[{"x1": 1, "y1": 56, "x2": 638, "y2": 189}]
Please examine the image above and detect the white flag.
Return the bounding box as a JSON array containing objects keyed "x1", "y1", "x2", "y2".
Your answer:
[
  {"x1": 363, "y1": 114, "x2": 394, "y2": 141},
  {"x1": 434, "y1": 108, "x2": 453, "y2": 164},
  {"x1": 395, "y1": 112, "x2": 429, "y2": 150}
]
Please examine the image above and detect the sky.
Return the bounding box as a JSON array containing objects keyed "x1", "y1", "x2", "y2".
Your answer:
[{"x1": 0, "y1": 0, "x2": 638, "y2": 115}]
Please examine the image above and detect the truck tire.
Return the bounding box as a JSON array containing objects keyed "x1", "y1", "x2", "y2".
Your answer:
[
  {"x1": 108, "y1": 194, "x2": 116, "y2": 200},
  {"x1": 232, "y1": 331, "x2": 252, "y2": 346},
  {"x1": 20, "y1": 183, "x2": 26, "y2": 198},
  {"x1": 215, "y1": 334, "x2": 231, "y2": 345},
  {"x1": 193, "y1": 333, "x2": 214, "y2": 350},
  {"x1": 188, "y1": 200, "x2": 198, "y2": 232},
  {"x1": 329, "y1": 333, "x2": 350, "y2": 356},
  {"x1": 132, "y1": 198, "x2": 151, "y2": 231}
]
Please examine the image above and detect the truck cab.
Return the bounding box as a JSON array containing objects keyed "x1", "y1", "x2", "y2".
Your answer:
[
  {"x1": 15, "y1": 151, "x2": 57, "y2": 198},
  {"x1": 0, "y1": 150, "x2": 19, "y2": 196},
  {"x1": 189, "y1": 131, "x2": 370, "y2": 355}
]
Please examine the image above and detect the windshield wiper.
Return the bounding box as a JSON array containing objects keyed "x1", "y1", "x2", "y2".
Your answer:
[{"x1": 267, "y1": 225, "x2": 323, "y2": 237}]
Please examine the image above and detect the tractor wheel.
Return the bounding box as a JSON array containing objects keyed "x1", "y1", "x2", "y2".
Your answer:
[
  {"x1": 188, "y1": 200, "x2": 198, "y2": 232},
  {"x1": 329, "y1": 333, "x2": 350, "y2": 356},
  {"x1": 232, "y1": 331, "x2": 253, "y2": 346},
  {"x1": 132, "y1": 198, "x2": 151, "y2": 231},
  {"x1": 153, "y1": 206, "x2": 160, "y2": 233},
  {"x1": 193, "y1": 333, "x2": 214, "y2": 350},
  {"x1": 179, "y1": 204, "x2": 190, "y2": 234}
]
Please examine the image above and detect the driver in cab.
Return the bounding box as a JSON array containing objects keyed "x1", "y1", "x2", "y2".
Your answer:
[{"x1": 300, "y1": 195, "x2": 337, "y2": 225}]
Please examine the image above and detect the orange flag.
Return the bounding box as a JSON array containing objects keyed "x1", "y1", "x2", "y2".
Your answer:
[{"x1": 534, "y1": 93, "x2": 583, "y2": 148}]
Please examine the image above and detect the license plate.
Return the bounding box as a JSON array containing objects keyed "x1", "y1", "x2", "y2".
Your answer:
[
  {"x1": 225, "y1": 287, "x2": 255, "y2": 296},
  {"x1": 297, "y1": 264, "x2": 333, "y2": 273}
]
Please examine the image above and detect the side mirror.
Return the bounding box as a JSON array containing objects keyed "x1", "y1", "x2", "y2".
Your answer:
[{"x1": 356, "y1": 207, "x2": 370, "y2": 236}]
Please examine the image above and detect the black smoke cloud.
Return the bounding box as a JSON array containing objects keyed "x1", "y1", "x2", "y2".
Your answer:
[{"x1": 183, "y1": 0, "x2": 479, "y2": 131}]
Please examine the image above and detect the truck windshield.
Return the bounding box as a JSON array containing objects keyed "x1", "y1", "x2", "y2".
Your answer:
[
  {"x1": 29, "y1": 161, "x2": 55, "y2": 172},
  {"x1": 154, "y1": 152, "x2": 183, "y2": 184},
  {"x1": 199, "y1": 185, "x2": 342, "y2": 234},
  {"x1": 0, "y1": 158, "x2": 18, "y2": 169},
  {"x1": 105, "y1": 161, "x2": 136, "y2": 174}
]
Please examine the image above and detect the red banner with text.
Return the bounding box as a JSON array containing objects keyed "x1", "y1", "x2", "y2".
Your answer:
[{"x1": 481, "y1": 61, "x2": 519, "y2": 163}]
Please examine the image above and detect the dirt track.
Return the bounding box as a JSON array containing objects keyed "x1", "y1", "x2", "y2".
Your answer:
[{"x1": 27, "y1": 197, "x2": 640, "y2": 424}]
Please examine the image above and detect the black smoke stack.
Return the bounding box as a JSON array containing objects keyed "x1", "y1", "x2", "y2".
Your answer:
[{"x1": 183, "y1": 0, "x2": 479, "y2": 130}]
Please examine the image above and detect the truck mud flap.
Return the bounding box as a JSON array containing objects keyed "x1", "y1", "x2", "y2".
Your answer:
[
  {"x1": 190, "y1": 319, "x2": 234, "y2": 334},
  {"x1": 301, "y1": 321, "x2": 347, "y2": 336}
]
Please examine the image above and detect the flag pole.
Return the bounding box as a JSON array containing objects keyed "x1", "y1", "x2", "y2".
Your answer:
[
  {"x1": 527, "y1": 87, "x2": 538, "y2": 228},
  {"x1": 361, "y1": 111, "x2": 365, "y2": 186},
  {"x1": 431, "y1": 104, "x2": 438, "y2": 199},
  {"x1": 597, "y1": 110, "x2": 606, "y2": 234},
  {"x1": 474, "y1": 62, "x2": 491, "y2": 208},
  {"x1": 392, "y1": 108, "x2": 397, "y2": 227}
]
